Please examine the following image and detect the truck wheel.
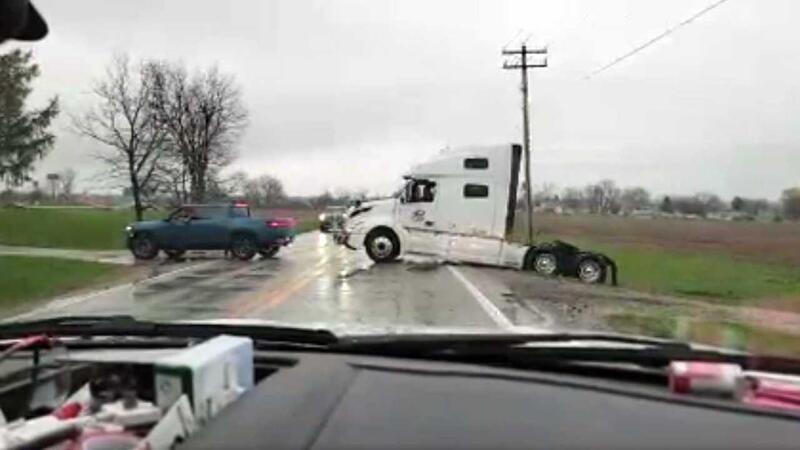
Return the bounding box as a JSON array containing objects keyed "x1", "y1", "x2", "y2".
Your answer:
[
  {"x1": 533, "y1": 252, "x2": 558, "y2": 276},
  {"x1": 231, "y1": 234, "x2": 257, "y2": 261},
  {"x1": 365, "y1": 228, "x2": 400, "y2": 263},
  {"x1": 130, "y1": 234, "x2": 158, "y2": 260},
  {"x1": 577, "y1": 258, "x2": 605, "y2": 284},
  {"x1": 164, "y1": 249, "x2": 186, "y2": 260},
  {"x1": 259, "y1": 245, "x2": 280, "y2": 259}
]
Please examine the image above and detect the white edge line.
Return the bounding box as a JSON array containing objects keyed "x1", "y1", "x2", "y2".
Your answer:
[
  {"x1": 447, "y1": 265, "x2": 517, "y2": 332},
  {"x1": 5, "y1": 260, "x2": 220, "y2": 322}
]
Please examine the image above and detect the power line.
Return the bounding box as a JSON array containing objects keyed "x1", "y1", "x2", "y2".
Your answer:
[
  {"x1": 585, "y1": 0, "x2": 733, "y2": 79},
  {"x1": 501, "y1": 29, "x2": 525, "y2": 51}
]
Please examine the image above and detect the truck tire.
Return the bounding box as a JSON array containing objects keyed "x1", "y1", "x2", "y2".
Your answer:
[
  {"x1": 365, "y1": 228, "x2": 400, "y2": 263},
  {"x1": 259, "y1": 245, "x2": 280, "y2": 259},
  {"x1": 231, "y1": 234, "x2": 257, "y2": 261},
  {"x1": 577, "y1": 257, "x2": 605, "y2": 284},
  {"x1": 130, "y1": 234, "x2": 159, "y2": 260},
  {"x1": 533, "y1": 252, "x2": 558, "y2": 276}
]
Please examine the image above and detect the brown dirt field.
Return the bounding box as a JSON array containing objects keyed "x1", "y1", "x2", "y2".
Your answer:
[{"x1": 527, "y1": 213, "x2": 800, "y2": 267}]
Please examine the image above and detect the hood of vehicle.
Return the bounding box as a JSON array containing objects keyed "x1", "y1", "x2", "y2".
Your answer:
[{"x1": 348, "y1": 198, "x2": 395, "y2": 218}]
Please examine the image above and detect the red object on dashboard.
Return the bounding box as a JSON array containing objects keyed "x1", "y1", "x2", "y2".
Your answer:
[
  {"x1": 741, "y1": 379, "x2": 800, "y2": 411},
  {"x1": 668, "y1": 361, "x2": 741, "y2": 396},
  {"x1": 53, "y1": 402, "x2": 82, "y2": 420}
]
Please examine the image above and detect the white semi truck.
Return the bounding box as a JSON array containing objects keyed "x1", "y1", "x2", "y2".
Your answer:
[{"x1": 340, "y1": 143, "x2": 616, "y2": 284}]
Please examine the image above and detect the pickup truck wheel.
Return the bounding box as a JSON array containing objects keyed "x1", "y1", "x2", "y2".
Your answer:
[
  {"x1": 130, "y1": 235, "x2": 158, "y2": 260},
  {"x1": 365, "y1": 229, "x2": 400, "y2": 263},
  {"x1": 259, "y1": 245, "x2": 280, "y2": 259},
  {"x1": 577, "y1": 258, "x2": 605, "y2": 284},
  {"x1": 533, "y1": 252, "x2": 558, "y2": 276},
  {"x1": 231, "y1": 235, "x2": 257, "y2": 261}
]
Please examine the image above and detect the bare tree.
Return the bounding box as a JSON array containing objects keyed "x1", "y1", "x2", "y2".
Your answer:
[
  {"x1": 149, "y1": 149, "x2": 189, "y2": 206},
  {"x1": 147, "y1": 61, "x2": 248, "y2": 203},
  {"x1": 243, "y1": 174, "x2": 285, "y2": 207},
  {"x1": 584, "y1": 179, "x2": 621, "y2": 214},
  {"x1": 225, "y1": 170, "x2": 250, "y2": 198},
  {"x1": 695, "y1": 192, "x2": 724, "y2": 214},
  {"x1": 59, "y1": 168, "x2": 77, "y2": 202},
  {"x1": 73, "y1": 54, "x2": 166, "y2": 220},
  {"x1": 620, "y1": 186, "x2": 651, "y2": 212},
  {"x1": 782, "y1": 187, "x2": 800, "y2": 220},
  {"x1": 561, "y1": 187, "x2": 584, "y2": 211},
  {"x1": 533, "y1": 182, "x2": 558, "y2": 206}
]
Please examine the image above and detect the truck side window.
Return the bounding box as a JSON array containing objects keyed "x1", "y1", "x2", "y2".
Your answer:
[
  {"x1": 464, "y1": 158, "x2": 488, "y2": 169},
  {"x1": 463, "y1": 184, "x2": 489, "y2": 198},
  {"x1": 407, "y1": 179, "x2": 436, "y2": 203},
  {"x1": 192, "y1": 207, "x2": 225, "y2": 220}
]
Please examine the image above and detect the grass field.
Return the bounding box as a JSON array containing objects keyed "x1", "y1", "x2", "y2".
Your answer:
[
  {"x1": 0, "y1": 208, "x2": 155, "y2": 249},
  {"x1": 0, "y1": 207, "x2": 321, "y2": 250},
  {"x1": 0, "y1": 255, "x2": 123, "y2": 309},
  {"x1": 518, "y1": 213, "x2": 800, "y2": 304},
  {"x1": 606, "y1": 311, "x2": 800, "y2": 357}
]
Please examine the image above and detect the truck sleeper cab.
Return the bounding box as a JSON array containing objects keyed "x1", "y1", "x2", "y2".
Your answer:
[{"x1": 341, "y1": 144, "x2": 616, "y2": 285}]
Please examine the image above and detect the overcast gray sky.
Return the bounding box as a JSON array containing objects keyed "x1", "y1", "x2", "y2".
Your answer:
[{"x1": 14, "y1": 0, "x2": 800, "y2": 199}]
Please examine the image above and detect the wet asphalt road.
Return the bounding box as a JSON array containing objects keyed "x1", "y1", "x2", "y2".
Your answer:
[{"x1": 12, "y1": 233, "x2": 550, "y2": 332}]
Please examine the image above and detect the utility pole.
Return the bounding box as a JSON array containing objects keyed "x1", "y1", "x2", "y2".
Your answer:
[{"x1": 502, "y1": 44, "x2": 547, "y2": 244}]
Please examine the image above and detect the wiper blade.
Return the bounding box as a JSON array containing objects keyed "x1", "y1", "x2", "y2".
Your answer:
[
  {"x1": 335, "y1": 332, "x2": 800, "y2": 374},
  {"x1": 335, "y1": 331, "x2": 692, "y2": 353},
  {"x1": 0, "y1": 315, "x2": 338, "y2": 346},
  {"x1": 333, "y1": 332, "x2": 755, "y2": 368}
]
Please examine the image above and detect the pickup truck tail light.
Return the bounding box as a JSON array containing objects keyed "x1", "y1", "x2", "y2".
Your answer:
[{"x1": 267, "y1": 217, "x2": 296, "y2": 229}]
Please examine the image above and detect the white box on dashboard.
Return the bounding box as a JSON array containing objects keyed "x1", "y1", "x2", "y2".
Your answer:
[{"x1": 154, "y1": 335, "x2": 254, "y2": 423}]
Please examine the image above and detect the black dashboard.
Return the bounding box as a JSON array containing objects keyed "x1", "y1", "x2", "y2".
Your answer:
[{"x1": 182, "y1": 352, "x2": 800, "y2": 449}]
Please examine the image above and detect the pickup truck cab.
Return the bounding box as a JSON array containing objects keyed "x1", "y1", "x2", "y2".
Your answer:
[{"x1": 125, "y1": 203, "x2": 296, "y2": 261}]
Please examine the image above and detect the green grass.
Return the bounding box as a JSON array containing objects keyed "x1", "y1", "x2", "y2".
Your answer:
[
  {"x1": 606, "y1": 311, "x2": 678, "y2": 339},
  {"x1": 296, "y1": 218, "x2": 321, "y2": 233},
  {"x1": 590, "y1": 242, "x2": 800, "y2": 303},
  {"x1": 0, "y1": 255, "x2": 123, "y2": 309},
  {"x1": 515, "y1": 230, "x2": 800, "y2": 303},
  {"x1": 0, "y1": 208, "x2": 155, "y2": 250},
  {"x1": 606, "y1": 312, "x2": 800, "y2": 357}
]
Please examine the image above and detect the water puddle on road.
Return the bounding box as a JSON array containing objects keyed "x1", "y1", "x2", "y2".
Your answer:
[{"x1": 605, "y1": 311, "x2": 800, "y2": 358}]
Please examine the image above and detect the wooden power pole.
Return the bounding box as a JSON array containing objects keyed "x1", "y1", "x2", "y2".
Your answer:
[{"x1": 502, "y1": 44, "x2": 547, "y2": 244}]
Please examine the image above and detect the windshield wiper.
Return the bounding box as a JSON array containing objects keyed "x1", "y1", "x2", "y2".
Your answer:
[
  {"x1": 0, "y1": 315, "x2": 338, "y2": 347},
  {"x1": 332, "y1": 332, "x2": 764, "y2": 369}
]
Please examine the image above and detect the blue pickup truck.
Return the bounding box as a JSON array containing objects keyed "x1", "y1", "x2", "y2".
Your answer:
[{"x1": 125, "y1": 203, "x2": 296, "y2": 261}]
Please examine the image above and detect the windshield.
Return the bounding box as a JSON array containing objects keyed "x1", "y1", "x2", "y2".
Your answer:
[{"x1": 2, "y1": 0, "x2": 800, "y2": 362}]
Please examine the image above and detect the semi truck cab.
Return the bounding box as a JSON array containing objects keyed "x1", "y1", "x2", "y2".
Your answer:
[
  {"x1": 341, "y1": 143, "x2": 617, "y2": 285},
  {"x1": 343, "y1": 144, "x2": 529, "y2": 268}
]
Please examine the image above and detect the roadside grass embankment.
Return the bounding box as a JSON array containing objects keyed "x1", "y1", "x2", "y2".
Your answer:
[
  {"x1": 515, "y1": 213, "x2": 800, "y2": 306},
  {"x1": 0, "y1": 255, "x2": 125, "y2": 311},
  {"x1": 0, "y1": 207, "x2": 156, "y2": 250}
]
